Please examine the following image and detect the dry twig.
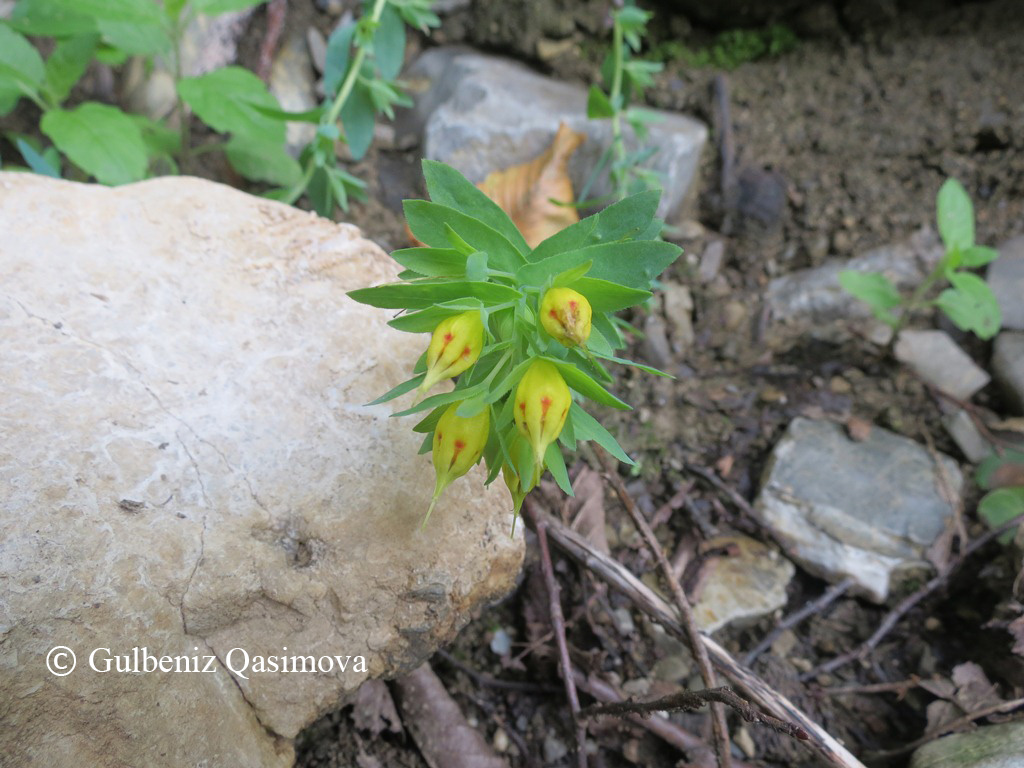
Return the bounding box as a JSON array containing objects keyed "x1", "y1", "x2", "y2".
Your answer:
[
  {"x1": 537, "y1": 508, "x2": 868, "y2": 768},
  {"x1": 522, "y1": 501, "x2": 589, "y2": 768},
  {"x1": 804, "y1": 510, "x2": 1024, "y2": 681},
  {"x1": 594, "y1": 447, "x2": 733, "y2": 768}
]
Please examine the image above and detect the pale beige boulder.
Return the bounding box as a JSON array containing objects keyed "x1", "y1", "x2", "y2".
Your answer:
[{"x1": 0, "y1": 173, "x2": 523, "y2": 767}]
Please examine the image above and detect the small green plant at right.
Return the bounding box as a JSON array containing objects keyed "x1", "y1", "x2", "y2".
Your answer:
[
  {"x1": 649, "y1": 24, "x2": 797, "y2": 70},
  {"x1": 840, "y1": 178, "x2": 1002, "y2": 341}
]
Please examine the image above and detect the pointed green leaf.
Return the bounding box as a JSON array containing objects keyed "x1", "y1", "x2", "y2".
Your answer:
[
  {"x1": 178, "y1": 67, "x2": 285, "y2": 143},
  {"x1": 545, "y1": 443, "x2": 574, "y2": 496},
  {"x1": 570, "y1": 403, "x2": 634, "y2": 465},
  {"x1": 192, "y1": 0, "x2": 268, "y2": 13},
  {"x1": 367, "y1": 373, "x2": 426, "y2": 405},
  {"x1": 15, "y1": 138, "x2": 60, "y2": 177},
  {"x1": 542, "y1": 357, "x2": 630, "y2": 410},
  {"x1": 959, "y1": 245, "x2": 999, "y2": 268},
  {"x1": 404, "y1": 200, "x2": 525, "y2": 272},
  {"x1": 348, "y1": 280, "x2": 522, "y2": 310},
  {"x1": 391, "y1": 247, "x2": 468, "y2": 277},
  {"x1": 587, "y1": 84, "x2": 616, "y2": 119},
  {"x1": 0, "y1": 26, "x2": 45, "y2": 115},
  {"x1": 978, "y1": 488, "x2": 1024, "y2": 545},
  {"x1": 519, "y1": 240, "x2": 680, "y2": 291},
  {"x1": 225, "y1": 135, "x2": 302, "y2": 186},
  {"x1": 936, "y1": 271, "x2": 1001, "y2": 340},
  {"x1": 41, "y1": 103, "x2": 147, "y2": 185},
  {"x1": 937, "y1": 178, "x2": 975, "y2": 252},
  {"x1": 341, "y1": 80, "x2": 375, "y2": 159},
  {"x1": 43, "y1": 34, "x2": 97, "y2": 103}
]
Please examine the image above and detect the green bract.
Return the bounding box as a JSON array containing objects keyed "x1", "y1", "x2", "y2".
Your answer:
[{"x1": 348, "y1": 160, "x2": 680, "y2": 524}]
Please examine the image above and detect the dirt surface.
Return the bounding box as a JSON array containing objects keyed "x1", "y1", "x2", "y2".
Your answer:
[
  {"x1": 288, "y1": 1, "x2": 1024, "y2": 767},
  {"x1": 5, "y1": 0, "x2": 1023, "y2": 765}
]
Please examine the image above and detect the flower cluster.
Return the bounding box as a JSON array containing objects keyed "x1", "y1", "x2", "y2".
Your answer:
[{"x1": 347, "y1": 161, "x2": 680, "y2": 529}]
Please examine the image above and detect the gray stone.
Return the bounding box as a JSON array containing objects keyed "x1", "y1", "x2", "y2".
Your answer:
[
  {"x1": 398, "y1": 48, "x2": 708, "y2": 222},
  {"x1": 943, "y1": 409, "x2": 993, "y2": 463},
  {"x1": 766, "y1": 228, "x2": 943, "y2": 342},
  {"x1": 910, "y1": 722, "x2": 1024, "y2": 768},
  {"x1": 661, "y1": 281, "x2": 695, "y2": 354},
  {"x1": 992, "y1": 332, "x2": 1024, "y2": 414},
  {"x1": 693, "y1": 535, "x2": 795, "y2": 632},
  {"x1": 988, "y1": 235, "x2": 1024, "y2": 331},
  {"x1": 698, "y1": 239, "x2": 726, "y2": 283},
  {"x1": 894, "y1": 329, "x2": 990, "y2": 400},
  {"x1": 0, "y1": 174, "x2": 523, "y2": 768},
  {"x1": 269, "y1": 31, "x2": 318, "y2": 155},
  {"x1": 755, "y1": 418, "x2": 963, "y2": 602}
]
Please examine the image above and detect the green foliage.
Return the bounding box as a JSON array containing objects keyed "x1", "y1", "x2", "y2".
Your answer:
[
  {"x1": 349, "y1": 160, "x2": 680, "y2": 506},
  {"x1": 650, "y1": 25, "x2": 797, "y2": 70},
  {"x1": 1, "y1": 0, "x2": 435, "y2": 211},
  {"x1": 583, "y1": 1, "x2": 663, "y2": 205},
  {"x1": 839, "y1": 178, "x2": 1001, "y2": 341},
  {"x1": 978, "y1": 487, "x2": 1024, "y2": 545}
]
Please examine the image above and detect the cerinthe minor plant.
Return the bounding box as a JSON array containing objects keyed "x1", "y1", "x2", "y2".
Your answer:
[{"x1": 348, "y1": 161, "x2": 679, "y2": 528}]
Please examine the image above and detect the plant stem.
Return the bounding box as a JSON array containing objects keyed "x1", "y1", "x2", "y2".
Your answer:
[
  {"x1": 609, "y1": 14, "x2": 628, "y2": 201},
  {"x1": 888, "y1": 255, "x2": 949, "y2": 344},
  {"x1": 282, "y1": 0, "x2": 388, "y2": 206}
]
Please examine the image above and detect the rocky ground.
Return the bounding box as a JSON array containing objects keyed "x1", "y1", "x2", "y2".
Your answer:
[{"x1": 4, "y1": 0, "x2": 1024, "y2": 766}]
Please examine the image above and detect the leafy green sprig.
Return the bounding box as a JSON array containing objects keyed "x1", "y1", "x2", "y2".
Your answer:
[
  {"x1": 583, "y1": 1, "x2": 663, "y2": 204},
  {"x1": 348, "y1": 160, "x2": 680, "y2": 502},
  {"x1": 840, "y1": 178, "x2": 1001, "y2": 341}
]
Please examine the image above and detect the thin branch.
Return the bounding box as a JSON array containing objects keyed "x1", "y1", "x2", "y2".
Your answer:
[
  {"x1": 537, "y1": 507, "x2": 868, "y2": 768},
  {"x1": 523, "y1": 501, "x2": 588, "y2": 768},
  {"x1": 594, "y1": 446, "x2": 732, "y2": 768},
  {"x1": 804, "y1": 510, "x2": 1024, "y2": 681},
  {"x1": 434, "y1": 650, "x2": 561, "y2": 695},
  {"x1": 743, "y1": 578, "x2": 855, "y2": 666},
  {"x1": 821, "y1": 677, "x2": 921, "y2": 697}
]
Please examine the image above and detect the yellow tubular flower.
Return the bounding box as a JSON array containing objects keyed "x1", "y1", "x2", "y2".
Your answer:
[
  {"x1": 513, "y1": 359, "x2": 571, "y2": 470},
  {"x1": 540, "y1": 287, "x2": 592, "y2": 348},
  {"x1": 420, "y1": 311, "x2": 484, "y2": 393},
  {"x1": 424, "y1": 403, "x2": 490, "y2": 526}
]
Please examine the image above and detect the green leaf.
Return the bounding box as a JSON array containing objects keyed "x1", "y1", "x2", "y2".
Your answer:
[
  {"x1": 43, "y1": 34, "x2": 97, "y2": 103},
  {"x1": 341, "y1": 80, "x2": 375, "y2": 159},
  {"x1": 542, "y1": 357, "x2": 630, "y2": 410},
  {"x1": 225, "y1": 135, "x2": 302, "y2": 186},
  {"x1": 391, "y1": 381, "x2": 488, "y2": 418},
  {"x1": 385, "y1": 300, "x2": 487, "y2": 334},
  {"x1": 530, "y1": 189, "x2": 660, "y2": 263},
  {"x1": 41, "y1": 102, "x2": 147, "y2": 185},
  {"x1": 421, "y1": 160, "x2": 530, "y2": 255},
  {"x1": 570, "y1": 403, "x2": 634, "y2": 465},
  {"x1": 589, "y1": 349, "x2": 672, "y2": 377},
  {"x1": 178, "y1": 67, "x2": 285, "y2": 143},
  {"x1": 838, "y1": 270, "x2": 902, "y2": 325},
  {"x1": 249, "y1": 103, "x2": 325, "y2": 123},
  {"x1": 465, "y1": 251, "x2": 489, "y2": 282},
  {"x1": 545, "y1": 443, "x2": 574, "y2": 496},
  {"x1": 404, "y1": 200, "x2": 526, "y2": 273},
  {"x1": 97, "y1": 19, "x2": 171, "y2": 55},
  {"x1": 959, "y1": 245, "x2": 1000, "y2": 268},
  {"x1": 373, "y1": 4, "x2": 406, "y2": 81},
  {"x1": 130, "y1": 114, "x2": 181, "y2": 161},
  {"x1": 7, "y1": 0, "x2": 97, "y2": 37},
  {"x1": 367, "y1": 373, "x2": 425, "y2": 405},
  {"x1": 935, "y1": 271, "x2": 1001, "y2": 340},
  {"x1": 347, "y1": 280, "x2": 522, "y2": 310},
  {"x1": 937, "y1": 178, "x2": 975, "y2": 253},
  {"x1": 15, "y1": 138, "x2": 61, "y2": 177},
  {"x1": 192, "y1": 0, "x2": 268, "y2": 13},
  {"x1": 568, "y1": 277, "x2": 651, "y2": 313},
  {"x1": 47, "y1": 0, "x2": 163, "y2": 23},
  {"x1": 586, "y1": 85, "x2": 615, "y2": 118},
  {"x1": 977, "y1": 450, "x2": 1024, "y2": 490},
  {"x1": 978, "y1": 488, "x2": 1024, "y2": 545},
  {"x1": 323, "y1": 20, "x2": 355, "y2": 96},
  {"x1": 391, "y1": 247, "x2": 468, "y2": 277},
  {"x1": 519, "y1": 240, "x2": 680, "y2": 291},
  {"x1": 0, "y1": 26, "x2": 45, "y2": 115}
]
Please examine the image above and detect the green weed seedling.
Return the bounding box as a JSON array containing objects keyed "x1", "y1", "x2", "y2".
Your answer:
[
  {"x1": 840, "y1": 178, "x2": 1002, "y2": 341},
  {"x1": 348, "y1": 161, "x2": 680, "y2": 527}
]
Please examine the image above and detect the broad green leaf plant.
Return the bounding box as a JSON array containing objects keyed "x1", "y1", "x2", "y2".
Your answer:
[
  {"x1": 349, "y1": 160, "x2": 680, "y2": 527},
  {"x1": 840, "y1": 178, "x2": 1002, "y2": 341},
  {"x1": 0, "y1": 0, "x2": 436, "y2": 212}
]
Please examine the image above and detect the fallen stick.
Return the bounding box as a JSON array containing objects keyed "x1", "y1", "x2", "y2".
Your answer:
[{"x1": 538, "y1": 508, "x2": 869, "y2": 768}]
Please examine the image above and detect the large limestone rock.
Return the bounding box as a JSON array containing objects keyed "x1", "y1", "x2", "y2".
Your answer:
[
  {"x1": 0, "y1": 174, "x2": 523, "y2": 767},
  {"x1": 399, "y1": 47, "x2": 708, "y2": 222}
]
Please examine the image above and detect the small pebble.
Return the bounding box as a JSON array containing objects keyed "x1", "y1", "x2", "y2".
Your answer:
[
  {"x1": 925, "y1": 617, "x2": 942, "y2": 631},
  {"x1": 493, "y1": 728, "x2": 509, "y2": 753},
  {"x1": 829, "y1": 375, "x2": 852, "y2": 394}
]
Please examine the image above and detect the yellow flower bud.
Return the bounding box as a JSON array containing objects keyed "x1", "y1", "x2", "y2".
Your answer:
[
  {"x1": 540, "y1": 287, "x2": 592, "y2": 347},
  {"x1": 513, "y1": 359, "x2": 571, "y2": 470},
  {"x1": 420, "y1": 311, "x2": 484, "y2": 393},
  {"x1": 424, "y1": 402, "x2": 490, "y2": 525},
  {"x1": 502, "y1": 458, "x2": 539, "y2": 518}
]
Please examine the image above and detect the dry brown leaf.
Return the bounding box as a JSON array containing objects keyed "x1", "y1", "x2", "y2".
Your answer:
[
  {"x1": 477, "y1": 122, "x2": 585, "y2": 248},
  {"x1": 392, "y1": 664, "x2": 509, "y2": 768},
  {"x1": 567, "y1": 466, "x2": 610, "y2": 555}
]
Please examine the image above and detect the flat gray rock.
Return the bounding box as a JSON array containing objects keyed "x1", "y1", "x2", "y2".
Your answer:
[
  {"x1": 910, "y1": 722, "x2": 1024, "y2": 768},
  {"x1": 991, "y1": 332, "x2": 1024, "y2": 414},
  {"x1": 0, "y1": 174, "x2": 523, "y2": 768},
  {"x1": 987, "y1": 235, "x2": 1024, "y2": 331},
  {"x1": 755, "y1": 418, "x2": 962, "y2": 602},
  {"x1": 766, "y1": 228, "x2": 943, "y2": 343},
  {"x1": 894, "y1": 329, "x2": 990, "y2": 400},
  {"x1": 399, "y1": 47, "x2": 708, "y2": 222}
]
